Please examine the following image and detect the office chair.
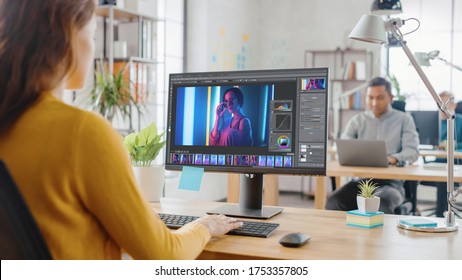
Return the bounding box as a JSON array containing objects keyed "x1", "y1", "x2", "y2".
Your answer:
[
  {"x1": 0, "y1": 160, "x2": 52, "y2": 259},
  {"x1": 394, "y1": 180, "x2": 417, "y2": 215},
  {"x1": 391, "y1": 100, "x2": 406, "y2": 112}
]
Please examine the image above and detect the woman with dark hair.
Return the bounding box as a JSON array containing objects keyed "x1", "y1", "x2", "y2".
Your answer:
[
  {"x1": 210, "y1": 87, "x2": 253, "y2": 146},
  {"x1": 0, "y1": 0, "x2": 241, "y2": 259}
]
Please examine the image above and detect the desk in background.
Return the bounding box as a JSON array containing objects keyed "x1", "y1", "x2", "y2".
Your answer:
[
  {"x1": 419, "y1": 149, "x2": 462, "y2": 159},
  {"x1": 227, "y1": 160, "x2": 462, "y2": 210},
  {"x1": 314, "y1": 160, "x2": 462, "y2": 209},
  {"x1": 152, "y1": 199, "x2": 462, "y2": 260},
  {"x1": 328, "y1": 146, "x2": 462, "y2": 160}
]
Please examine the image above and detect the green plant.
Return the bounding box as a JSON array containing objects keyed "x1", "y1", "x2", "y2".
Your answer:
[
  {"x1": 357, "y1": 178, "x2": 379, "y2": 198},
  {"x1": 124, "y1": 122, "x2": 166, "y2": 167},
  {"x1": 388, "y1": 74, "x2": 405, "y2": 101},
  {"x1": 90, "y1": 60, "x2": 140, "y2": 122}
]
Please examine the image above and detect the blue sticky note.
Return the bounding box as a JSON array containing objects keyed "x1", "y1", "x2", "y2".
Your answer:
[
  {"x1": 178, "y1": 166, "x2": 204, "y2": 191},
  {"x1": 399, "y1": 218, "x2": 437, "y2": 227}
]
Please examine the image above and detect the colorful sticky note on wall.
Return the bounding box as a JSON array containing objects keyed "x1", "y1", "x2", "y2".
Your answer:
[{"x1": 178, "y1": 166, "x2": 204, "y2": 191}]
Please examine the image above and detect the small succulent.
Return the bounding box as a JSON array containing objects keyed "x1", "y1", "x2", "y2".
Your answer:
[{"x1": 357, "y1": 178, "x2": 379, "y2": 198}]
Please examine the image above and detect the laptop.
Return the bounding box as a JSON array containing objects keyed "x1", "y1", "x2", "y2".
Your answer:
[{"x1": 336, "y1": 139, "x2": 389, "y2": 167}]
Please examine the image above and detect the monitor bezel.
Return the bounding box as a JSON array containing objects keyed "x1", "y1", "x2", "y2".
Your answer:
[{"x1": 164, "y1": 67, "x2": 329, "y2": 176}]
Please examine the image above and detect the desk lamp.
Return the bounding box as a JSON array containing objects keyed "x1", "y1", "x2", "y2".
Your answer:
[
  {"x1": 415, "y1": 50, "x2": 462, "y2": 72},
  {"x1": 349, "y1": 14, "x2": 460, "y2": 232}
]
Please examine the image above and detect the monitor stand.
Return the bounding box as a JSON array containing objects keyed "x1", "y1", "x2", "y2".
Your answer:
[{"x1": 206, "y1": 173, "x2": 283, "y2": 219}]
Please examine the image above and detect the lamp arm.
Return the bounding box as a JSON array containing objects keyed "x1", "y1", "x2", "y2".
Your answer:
[
  {"x1": 336, "y1": 82, "x2": 368, "y2": 101},
  {"x1": 435, "y1": 57, "x2": 462, "y2": 72},
  {"x1": 390, "y1": 28, "x2": 453, "y2": 119},
  {"x1": 391, "y1": 27, "x2": 457, "y2": 227}
]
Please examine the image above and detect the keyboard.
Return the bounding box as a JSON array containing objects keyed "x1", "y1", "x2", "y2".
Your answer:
[{"x1": 158, "y1": 213, "x2": 279, "y2": 238}]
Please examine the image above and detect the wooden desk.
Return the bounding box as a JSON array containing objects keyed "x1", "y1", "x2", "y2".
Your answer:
[
  {"x1": 420, "y1": 149, "x2": 462, "y2": 159},
  {"x1": 331, "y1": 147, "x2": 462, "y2": 160},
  {"x1": 227, "y1": 161, "x2": 462, "y2": 209},
  {"x1": 152, "y1": 199, "x2": 462, "y2": 260},
  {"x1": 314, "y1": 160, "x2": 462, "y2": 209}
]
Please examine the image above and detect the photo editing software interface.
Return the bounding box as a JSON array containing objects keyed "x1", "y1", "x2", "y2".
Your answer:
[{"x1": 165, "y1": 68, "x2": 328, "y2": 176}]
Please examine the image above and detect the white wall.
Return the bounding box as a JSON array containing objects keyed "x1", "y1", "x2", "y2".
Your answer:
[
  {"x1": 388, "y1": 0, "x2": 462, "y2": 110},
  {"x1": 185, "y1": 0, "x2": 374, "y2": 194},
  {"x1": 186, "y1": 0, "x2": 378, "y2": 72}
]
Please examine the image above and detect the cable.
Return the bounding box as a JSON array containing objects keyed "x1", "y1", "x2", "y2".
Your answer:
[
  {"x1": 402, "y1": 18, "x2": 421, "y2": 36},
  {"x1": 450, "y1": 199, "x2": 461, "y2": 209},
  {"x1": 448, "y1": 201, "x2": 462, "y2": 218}
]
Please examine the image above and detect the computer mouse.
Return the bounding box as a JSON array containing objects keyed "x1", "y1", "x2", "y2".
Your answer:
[{"x1": 279, "y1": 232, "x2": 310, "y2": 248}]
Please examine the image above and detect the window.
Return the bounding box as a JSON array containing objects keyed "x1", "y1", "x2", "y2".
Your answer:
[{"x1": 388, "y1": 0, "x2": 462, "y2": 110}]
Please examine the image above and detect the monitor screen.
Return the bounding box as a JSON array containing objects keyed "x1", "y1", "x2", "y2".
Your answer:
[
  {"x1": 165, "y1": 68, "x2": 329, "y2": 218},
  {"x1": 410, "y1": 111, "x2": 439, "y2": 146}
]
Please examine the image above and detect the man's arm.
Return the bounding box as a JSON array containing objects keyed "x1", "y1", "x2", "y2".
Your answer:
[
  {"x1": 390, "y1": 114, "x2": 419, "y2": 164},
  {"x1": 340, "y1": 114, "x2": 360, "y2": 139}
]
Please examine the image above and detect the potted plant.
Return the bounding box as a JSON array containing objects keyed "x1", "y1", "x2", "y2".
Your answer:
[
  {"x1": 357, "y1": 178, "x2": 380, "y2": 213},
  {"x1": 124, "y1": 122, "x2": 166, "y2": 202},
  {"x1": 90, "y1": 60, "x2": 140, "y2": 125},
  {"x1": 388, "y1": 74, "x2": 407, "y2": 111}
]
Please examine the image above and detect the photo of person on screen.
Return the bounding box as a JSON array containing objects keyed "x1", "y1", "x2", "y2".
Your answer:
[{"x1": 210, "y1": 87, "x2": 254, "y2": 146}]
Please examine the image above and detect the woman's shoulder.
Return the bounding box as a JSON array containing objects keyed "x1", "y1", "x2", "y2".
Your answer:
[
  {"x1": 43, "y1": 95, "x2": 119, "y2": 141},
  {"x1": 241, "y1": 116, "x2": 251, "y2": 124},
  {"x1": 74, "y1": 110, "x2": 120, "y2": 141}
]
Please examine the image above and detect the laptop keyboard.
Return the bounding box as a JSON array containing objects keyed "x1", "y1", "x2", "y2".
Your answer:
[{"x1": 158, "y1": 213, "x2": 279, "y2": 238}]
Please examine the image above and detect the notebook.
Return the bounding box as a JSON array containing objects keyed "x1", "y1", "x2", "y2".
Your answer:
[{"x1": 336, "y1": 139, "x2": 389, "y2": 167}]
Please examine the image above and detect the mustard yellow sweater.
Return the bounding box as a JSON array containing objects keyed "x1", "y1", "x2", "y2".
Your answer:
[{"x1": 0, "y1": 92, "x2": 210, "y2": 259}]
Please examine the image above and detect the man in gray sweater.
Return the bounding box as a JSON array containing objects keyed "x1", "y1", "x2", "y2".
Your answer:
[{"x1": 326, "y1": 77, "x2": 419, "y2": 214}]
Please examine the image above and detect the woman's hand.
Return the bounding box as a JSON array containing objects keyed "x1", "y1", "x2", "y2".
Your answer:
[
  {"x1": 194, "y1": 214, "x2": 243, "y2": 237},
  {"x1": 215, "y1": 103, "x2": 226, "y2": 119}
]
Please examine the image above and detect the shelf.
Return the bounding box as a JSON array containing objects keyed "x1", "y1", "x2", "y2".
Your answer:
[
  {"x1": 95, "y1": 57, "x2": 161, "y2": 64},
  {"x1": 305, "y1": 49, "x2": 373, "y2": 140},
  {"x1": 96, "y1": 5, "x2": 160, "y2": 22},
  {"x1": 94, "y1": 5, "x2": 165, "y2": 133},
  {"x1": 331, "y1": 79, "x2": 367, "y2": 83}
]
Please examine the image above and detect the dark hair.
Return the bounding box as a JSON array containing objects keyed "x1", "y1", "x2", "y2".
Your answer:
[
  {"x1": 223, "y1": 87, "x2": 244, "y2": 106},
  {"x1": 367, "y1": 77, "x2": 392, "y2": 95},
  {"x1": 0, "y1": 0, "x2": 96, "y2": 133}
]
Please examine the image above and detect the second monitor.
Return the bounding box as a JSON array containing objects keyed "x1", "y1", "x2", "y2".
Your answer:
[
  {"x1": 410, "y1": 110, "x2": 439, "y2": 147},
  {"x1": 165, "y1": 68, "x2": 329, "y2": 218}
]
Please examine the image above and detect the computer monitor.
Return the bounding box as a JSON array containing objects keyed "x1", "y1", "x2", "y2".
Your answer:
[
  {"x1": 165, "y1": 68, "x2": 328, "y2": 219},
  {"x1": 410, "y1": 111, "x2": 439, "y2": 146}
]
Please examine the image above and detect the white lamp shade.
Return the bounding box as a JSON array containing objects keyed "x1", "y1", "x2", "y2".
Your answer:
[{"x1": 349, "y1": 14, "x2": 387, "y2": 44}]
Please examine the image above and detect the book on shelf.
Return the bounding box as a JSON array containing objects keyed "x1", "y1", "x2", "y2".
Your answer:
[
  {"x1": 352, "y1": 91, "x2": 362, "y2": 110},
  {"x1": 346, "y1": 210, "x2": 384, "y2": 228},
  {"x1": 355, "y1": 61, "x2": 366, "y2": 81},
  {"x1": 342, "y1": 62, "x2": 356, "y2": 80},
  {"x1": 342, "y1": 61, "x2": 366, "y2": 81}
]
